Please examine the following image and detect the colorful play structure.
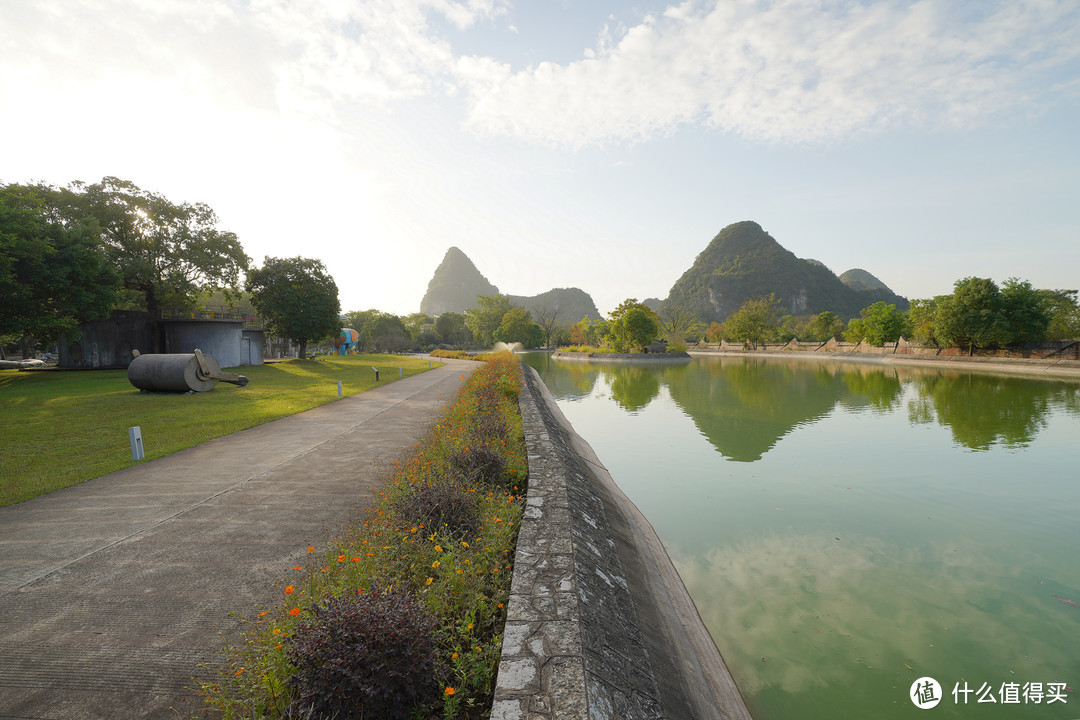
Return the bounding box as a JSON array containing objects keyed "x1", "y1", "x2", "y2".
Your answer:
[{"x1": 333, "y1": 328, "x2": 360, "y2": 355}]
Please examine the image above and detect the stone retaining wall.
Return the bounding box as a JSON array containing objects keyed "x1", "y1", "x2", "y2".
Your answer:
[{"x1": 492, "y1": 364, "x2": 751, "y2": 720}]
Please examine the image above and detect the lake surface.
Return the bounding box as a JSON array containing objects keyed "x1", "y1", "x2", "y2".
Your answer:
[{"x1": 523, "y1": 353, "x2": 1080, "y2": 719}]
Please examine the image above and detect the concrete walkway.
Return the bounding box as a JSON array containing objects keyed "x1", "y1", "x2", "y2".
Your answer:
[{"x1": 0, "y1": 358, "x2": 477, "y2": 719}]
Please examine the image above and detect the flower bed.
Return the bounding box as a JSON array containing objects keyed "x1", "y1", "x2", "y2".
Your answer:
[{"x1": 201, "y1": 352, "x2": 527, "y2": 719}]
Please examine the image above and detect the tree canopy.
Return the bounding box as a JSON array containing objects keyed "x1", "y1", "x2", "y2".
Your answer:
[
  {"x1": 246, "y1": 256, "x2": 340, "y2": 360},
  {"x1": 0, "y1": 182, "x2": 117, "y2": 347},
  {"x1": 493, "y1": 307, "x2": 543, "y2": 348},
  {"x1": 605, "y1": 299, "x2": 659, "y2": 352},
  {"x1": 931, "y1": 277, "x2": 1048, "y2": 353},
  {"x1": 723, "y1": 294, "x2": 781, "y2": 348},
  {"x1": 72, "y1": 176, "x2": 249, "y2": 318},
  {"x1": 361, "y1": 312, "x2": 411, "y2": 353},
  {"x1": 844, "y1": 301, "x2": 909, "y2": 345},
  {"x1": 465, "y1": 294, "x2": 515, "y2": 347},
  {"x1": 434, "y1": 312, "x2": 471, "y2": 346}
]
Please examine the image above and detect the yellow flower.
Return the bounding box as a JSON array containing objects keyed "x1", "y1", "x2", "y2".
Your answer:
[
  {"x1": 432, "y1": 560, "x2": 441, "y2": 568},
  {"x1": 426, "y1": 577, "x2": 433, "y2": 585},
  {"x1": 461, "y1": 541, "x2": 469, "y2": 548},
  {"x1": 434, "y1": 545, "x2": 443, "y2": 553}
]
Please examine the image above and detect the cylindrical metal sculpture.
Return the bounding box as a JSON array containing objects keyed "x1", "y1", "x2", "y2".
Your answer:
[{"x1": 127, "y1": 349, "x2": 248, "y2": 392}]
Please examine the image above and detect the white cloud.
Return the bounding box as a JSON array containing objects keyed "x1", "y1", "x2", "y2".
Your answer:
[{"x1": 456, "y1": 0, "x2": 1080, "y2": 146}]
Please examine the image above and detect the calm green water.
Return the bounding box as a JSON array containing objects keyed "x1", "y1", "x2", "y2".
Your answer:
[{"x1": 524, "y1": 353, "x2": 1080, "y2": 719}]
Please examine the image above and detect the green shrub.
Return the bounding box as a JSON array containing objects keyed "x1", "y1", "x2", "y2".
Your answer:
[{"x1": 285, "y1": 585, "x2": 440, "y2": 720}]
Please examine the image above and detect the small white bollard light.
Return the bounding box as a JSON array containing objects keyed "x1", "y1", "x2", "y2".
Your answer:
[
  {"x1": 129, "y1": 426, "x2": 145, "y2": 461},
  {"x1": 399, "y1": 367, "x2": 403, "y2": 378},
  {"x1": 337, "y1": 380, "x2": 343, "y2": 398},
  {"x1": 372, "y1": 366, "x2": 379, "y2": 381}
]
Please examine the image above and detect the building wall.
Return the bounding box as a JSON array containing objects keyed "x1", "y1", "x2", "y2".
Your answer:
[
  {"x1": 59, "y1": 311, "x2": 156, "y2": 369},
  {"x1": 59, "y1": 313, "x2": 264, "y2": 369},
  {"x1": 164, "y1": 321, "x2": 245, "y2": 368}
]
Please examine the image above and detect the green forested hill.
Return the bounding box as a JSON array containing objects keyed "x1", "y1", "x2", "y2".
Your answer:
[
  {"x1": 664, "y1": 221, "x2": 908, "y2": 322},
  {"x1": 509, "y1": 288, "x2": 601, "y2": 323}
]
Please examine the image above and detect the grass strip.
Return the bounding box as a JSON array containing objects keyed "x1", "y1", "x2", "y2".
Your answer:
[
  {"x1": 200, "y1": 352, "x2": 527, "y2": 719},
  {"x1": 0, "y1": 355, "x2": 435, "y2": 507}
]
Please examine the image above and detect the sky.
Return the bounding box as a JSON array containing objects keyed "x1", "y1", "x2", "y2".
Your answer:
[{"x1": 2, "y1": 0, "x2": 1079, "y2": 317}]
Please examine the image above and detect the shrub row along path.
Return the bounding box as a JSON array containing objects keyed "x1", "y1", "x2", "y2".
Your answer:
[{"x1": 0, "y1": 357, "x2": 478, "y2": 720}]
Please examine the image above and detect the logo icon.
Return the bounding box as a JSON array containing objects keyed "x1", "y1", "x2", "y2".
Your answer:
[{"x1": 911, "y1": 677, "x2": 942, "y2": 709}]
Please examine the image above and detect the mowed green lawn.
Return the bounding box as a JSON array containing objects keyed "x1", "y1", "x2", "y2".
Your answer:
[{"x1": 0, "y1": 355, "x2": 438, "y2": 507}]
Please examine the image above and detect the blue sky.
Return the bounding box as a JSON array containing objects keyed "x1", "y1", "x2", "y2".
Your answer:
[{"x1": 2, "y1": 0, "x2": 1078, "y2": 317}]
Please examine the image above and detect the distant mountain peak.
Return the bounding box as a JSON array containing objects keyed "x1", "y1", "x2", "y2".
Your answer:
[
  {"x1": 664, "y1": 221, "x2": 907, "y2": 321},
  {"x1": 839, "y1": 268, "x2": 889, "y2": 292},
  {"x1": 419, "y1": 247, "x2": 601, "y2": 320},
  {"x1": 419, "y1": 247, "x2": 499, "y2": 315}
]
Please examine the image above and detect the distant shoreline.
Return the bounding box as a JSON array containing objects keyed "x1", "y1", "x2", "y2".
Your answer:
[
  {"x1": 687, "y1": 348, "x2": 1080, "y2": 380},
  {"x1": 550, "y1": 351, "x2": 691, "y2": 363}
]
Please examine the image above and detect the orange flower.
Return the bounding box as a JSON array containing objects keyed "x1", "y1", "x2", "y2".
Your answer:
[
  {"x1": 306, "y1": 546, "x2": 315, "y2": 553},
  {"x1": 274, "y1": 643, "x2": 283, "y2": 650},
  {"x1": 289, "y1": 607, "x2": 301, "y2": 616},
  {"x1": 351, "y1": 556, "x2": 360, "y2": 562},
  {"x1": 451, "y1": 652, "x2": 458, "y2": 659},
  {"x1": 234, "y1": 668, "x2": 244, "y2": 676},
  {"x1": 284, "y1": 585, "x2": 294, "y2": 595},
  {"x1": 293, "y1": 565, "x2": 301, "y2": 571},
  {"x1": 445, "y1": 687, "x2": 456, "y2": 696},
  {"x1": 337, "y1": 555, "x2": 346, "y2": 562}
]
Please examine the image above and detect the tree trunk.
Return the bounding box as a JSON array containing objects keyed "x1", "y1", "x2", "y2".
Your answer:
[{"x1": 298, "y1": 339, "x2": 308, "y2": 360}]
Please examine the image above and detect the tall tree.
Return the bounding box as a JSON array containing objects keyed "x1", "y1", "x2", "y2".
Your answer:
[
  {"x1": 0, "y1": 183, "x2": 117, "y2": 352},
  {"x1": 935, "y1": 277, "x2": 1009, "y2": 354},
  {"x1": 805, "y1": 311, "x2": 845, "y2": 341},
  {"x1": 1037, "y1": 289, "x2": 1080, "y2": 340},
  {"x1": 73, "y1": 176, "x2": 249, "y2": 319},
  {"x1": 465, "y1": 294, "x2": 515, "y2": 346},
  {"x1": 606, "y1": 299, "x2": 659, "y2": 352},
  {"x1": 658, "y1": 304, "x2": 703, "y2": 344},
  {"x1": 493, "y1": 307, "x2": 543, "y2": 348},
  {"x1": 532, "y1": 304, "x2": 561, "y2": 349},
  {"x1": 850, "y1": 301, "x2": 910, "y2": 346},
  {"x1": 569, "y1": 316, "x2": 590, "y2": 346},
  {"x1": 724, "y1": 294, "x2": 781, "y2": 349},
  {"x1": 362, "y1": 312, "x2": 410, "y2": 353},
  {"x1": 621, "y1": 307, "x2": 660, "y2": 351},
  {"x1": 434, "y1": 312, "x2": 470, "y2": 346},
  {"x1": 999, "y1": 278, "x2": 1050, "y2": 344},
  {"x1": 907, "y1": 297, "x2": 944, "y2": 347},
  {"x1": 246, "y1": 256, "x2": 340, "y2": 360}
]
